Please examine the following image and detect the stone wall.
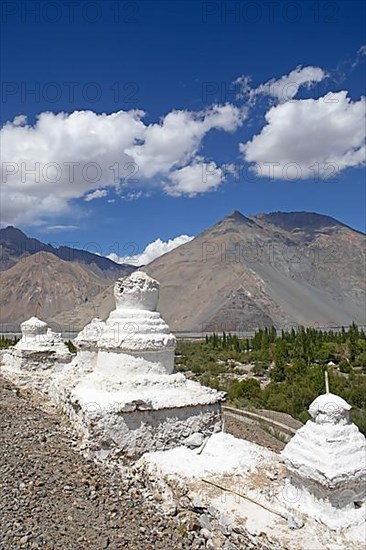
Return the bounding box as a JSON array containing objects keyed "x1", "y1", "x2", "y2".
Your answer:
[{"x1": 223, "y1": 406, "x2": 298, "y2": 443}]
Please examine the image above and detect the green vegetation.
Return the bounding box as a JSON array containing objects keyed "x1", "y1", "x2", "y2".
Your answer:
[
  {"x1": 0, "y1": 336, "x2": 19, "y2": 349},
  {"x1": 175, "y1": 324, "x2": 366, "y2": 435},
  {"x1": 65, "y1": 340, "x2": 77, "y2": 353}
]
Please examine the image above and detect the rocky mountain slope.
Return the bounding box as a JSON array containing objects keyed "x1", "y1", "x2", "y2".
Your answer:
[
  {"x1": 0, "y1": 252, "x2": 111, "y2": 331},
  {"x1": 2, "y1": 212, "x2": 365, "y2": 332},
  {"x1": 143, "y1": 211, "x2": 365, "y2": 331},
  {"x1": 0, "y1": 225, "x2": 135, "y2": 279}
]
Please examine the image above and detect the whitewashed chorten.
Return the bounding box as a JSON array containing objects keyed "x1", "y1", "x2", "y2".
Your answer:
[
  {"x1": 74, "y1": 317, "x2": 106, "y2": 372},
  {"x1": 1, "y1": 316, "x2": 72, "y2": 390},
  {"x1": 52, "y1": 271, "x2": 224, "y2": 460},
  {"x1": 97, "y1": 271, "x2": 176, "y2": 375},
  {"x1": 281, "y1": 391, "x2": 366, "y2": 508}
]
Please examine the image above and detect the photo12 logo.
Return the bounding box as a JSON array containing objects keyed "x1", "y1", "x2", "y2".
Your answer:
[
  {"x1": 1, "y1": 81, "x2": 139, "y2": 106},
  {"x1": 0, "y1": 1, "x2": 140, "y2": 25},
  {"x1": 201, "y1": 1, "x2": 340, "y2": 24}
]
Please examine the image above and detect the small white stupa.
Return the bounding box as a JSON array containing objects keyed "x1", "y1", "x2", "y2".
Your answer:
[
  {"x1": 1, "y1": 316, "x2": 72, "y2": 390},
  {"x1": 281, "y1": 381, "x2": 366, "y2": 508},
  {"x1": 52, "y1": 271, "x2": 225, "y2": 460},
  {"x1": 74, "y1": 317, "x2": 106, "y2": 373}
]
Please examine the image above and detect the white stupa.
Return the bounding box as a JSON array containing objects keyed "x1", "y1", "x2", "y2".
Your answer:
[
  {"x1": 14, "y1": 316, "x2": 71, "y2": 357},
  {"x1": 16, "y1": 316, "x2": 49, "y2": 349},
  {"x1": 74, "y1": 317, "x2": 106, "y2": 372},
  {"x1": 52, "y1": 272, "x2": 225, "y2": 460},
  {"x1": 1, "y1": 316, "x2": 72, "y2": 390},
  {"x1": 281, "y1": 389, "x2": 366, "y2": 508},
  {"x1": 97, "y1": 271, "x2": 176, "y2": 375}
]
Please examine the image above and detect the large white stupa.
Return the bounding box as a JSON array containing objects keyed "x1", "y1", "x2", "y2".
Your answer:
[
  {"x1": 96, "y1": 271, "x2": 176, "y2": 375},
  {"x1": 281, "y1": 391, "x2": 366, "y2": 508},
  {"x1": 52, "y1": 271, "x2": 224, "y2": 460}
]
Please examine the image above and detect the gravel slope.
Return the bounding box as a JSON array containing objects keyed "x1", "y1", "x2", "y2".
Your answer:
[{"x1": 0, "y1": 376, "x2": 194, "y2": 550}]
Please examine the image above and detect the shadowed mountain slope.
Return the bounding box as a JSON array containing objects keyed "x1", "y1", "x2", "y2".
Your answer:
[
  {"x1": 0, "y1": 226, "x2": 135, "y2": 279},
  {"x1": 0, "y1": 252, "x2": 111, "y2": 331}
]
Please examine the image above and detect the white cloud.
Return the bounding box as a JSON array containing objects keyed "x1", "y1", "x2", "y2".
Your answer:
[
  {"x1": 125, "y1": 104, "x2": 245, "y2": 178},
  {"x1": 241, "y1": 91, "x2": 366, "y2": 180},
  {"x1": 1, "y1": 104, "x2": 245, "y2": 225},
  {"x1": 236, "y1": 66, "x2": 327, "y2": 103},
  {"x1": 255, "y1": 66, "x2": 327, "y2": 102},
  {"x1": 46, "y1": 224, "x2": 79, "y2": 231},
  {"x1": 84, "y1": 189, "x2": 108, "y2": 202},
  {"x1": 351, "y1": 44, "x2": 366, "y2": 69},
  {"x1": 108, "y1": 234, "x2": 194, "y2": 266},
  {"x1": 12, "y1": 114, "x2": 28, "y2": 127},
  {"x1": 164, "y1": 157, "x2": 225, "y2": 196}
]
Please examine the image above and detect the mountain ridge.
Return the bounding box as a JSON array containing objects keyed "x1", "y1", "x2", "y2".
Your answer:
[{"x1": 0, "y1": 225, "x2": 135, "y2": 278}]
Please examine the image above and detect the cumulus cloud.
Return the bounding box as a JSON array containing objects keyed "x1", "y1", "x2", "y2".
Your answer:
[
  {"x1": 125, "y1": 104, "x2": 245, "y2": 178},
  {"x1": 108, "y1": 234, "x2": 194, "y2": 266},
  {"x1": 164, "y1": 157, "x2": 225, "y2": 196},
  {"x1": 0, "y1": 104, "x2": 245, "y2": 225},
  {"x1": 236, "y1": 66, "x2": 327, "y2": 103},
  {"x1": 84, "y1": 189, "x2": 108, "y2": 202},
  {"x1": 241, "y1": 91, "x2": 366, "y2": 180}
]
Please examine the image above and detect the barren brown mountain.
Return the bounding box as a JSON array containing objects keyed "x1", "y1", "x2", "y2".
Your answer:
[
  {"x1": 53, "y1": 211, "x2": 366, "y2": 333},
  {"x1": 0, "y1": 252, "x2": 110, "y2": 331}
]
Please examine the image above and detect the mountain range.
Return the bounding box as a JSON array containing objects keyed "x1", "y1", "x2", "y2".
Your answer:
[
  {"x1": 0, "y1": 225, "x2": 135, "y2": 279},
  {"x1": 0, "y1": 211, "x2": 365, "y2": 332}
]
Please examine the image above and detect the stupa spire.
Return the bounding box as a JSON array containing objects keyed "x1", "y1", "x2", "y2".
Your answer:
[{"x1": 325, "y1": 370, "x2": 330, "y2": 394}]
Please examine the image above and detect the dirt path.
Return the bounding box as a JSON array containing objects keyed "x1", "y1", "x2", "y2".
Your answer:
[{"x1": 0, "y1": 376, "x2": 194, "y2": 550}]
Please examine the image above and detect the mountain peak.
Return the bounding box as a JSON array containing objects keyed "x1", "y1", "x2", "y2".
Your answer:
[
  {"x1": 0, "y1": 225, "x2": 28, "y2": 242},
  {"x1": 224, "y1": 210, "x2": 254, "y2": 224},
  {"x1": 0, "y1": 225, "x2": 136, "y2": 276}
]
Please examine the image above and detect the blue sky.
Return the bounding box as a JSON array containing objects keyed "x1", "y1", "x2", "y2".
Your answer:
[{"x1": 1, "y1": 0, "x2": 365, "y2": 263}]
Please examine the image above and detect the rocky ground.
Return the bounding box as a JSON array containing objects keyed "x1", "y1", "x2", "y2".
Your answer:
[
  {"x1": 223, "y1": 415, "x2": 286, "y2": 453},
  {"x1": 0, "y1": 375, "x2": 199, "y2": 550}
]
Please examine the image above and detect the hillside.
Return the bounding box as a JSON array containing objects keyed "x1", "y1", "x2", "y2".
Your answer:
[
  {"x1": 0, "y1": 225, "x2": 135, "y2": 279},
  {"x1": 52, "y1": 211, "x2": 365, "y2": 332},
  {"x1": 143, "y1": 211, "x2": 365, "y2": 331},
  {"x1": 0, "y1": 252, "x2": 111, "y2": 331}
]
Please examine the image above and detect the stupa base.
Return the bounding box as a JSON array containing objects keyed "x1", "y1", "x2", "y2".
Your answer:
[
  {"x1": 50, "y1": 370, "x2": 224, "y2": 460},
  {"x1": 1, "y1": 348, "x2": 72, "y2": 392},
  {"x1": 285, "y1": 471, "x2": 366, "y2": 509}
]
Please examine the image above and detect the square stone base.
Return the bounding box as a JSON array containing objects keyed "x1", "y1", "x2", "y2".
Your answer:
[{"x1": 50, "y1": 372, "x2": 223, "y2": 460}]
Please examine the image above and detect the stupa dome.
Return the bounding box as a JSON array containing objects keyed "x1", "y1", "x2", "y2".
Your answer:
[
  {"x1": 114, "y1": 271, "x2": 159, "y2": 311},
  {"x1": 309, "y1": 393, "x2": 351, "y2": 424},
  {"x1": 19, "y1": 316, "x2": 48, "y2": 338},
  {"x1": 74, "y1": 318, "x2": 106, "y2": 349},
  {"x1": 98, "y1": 270, "x2": 176, "y2": 374}
]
